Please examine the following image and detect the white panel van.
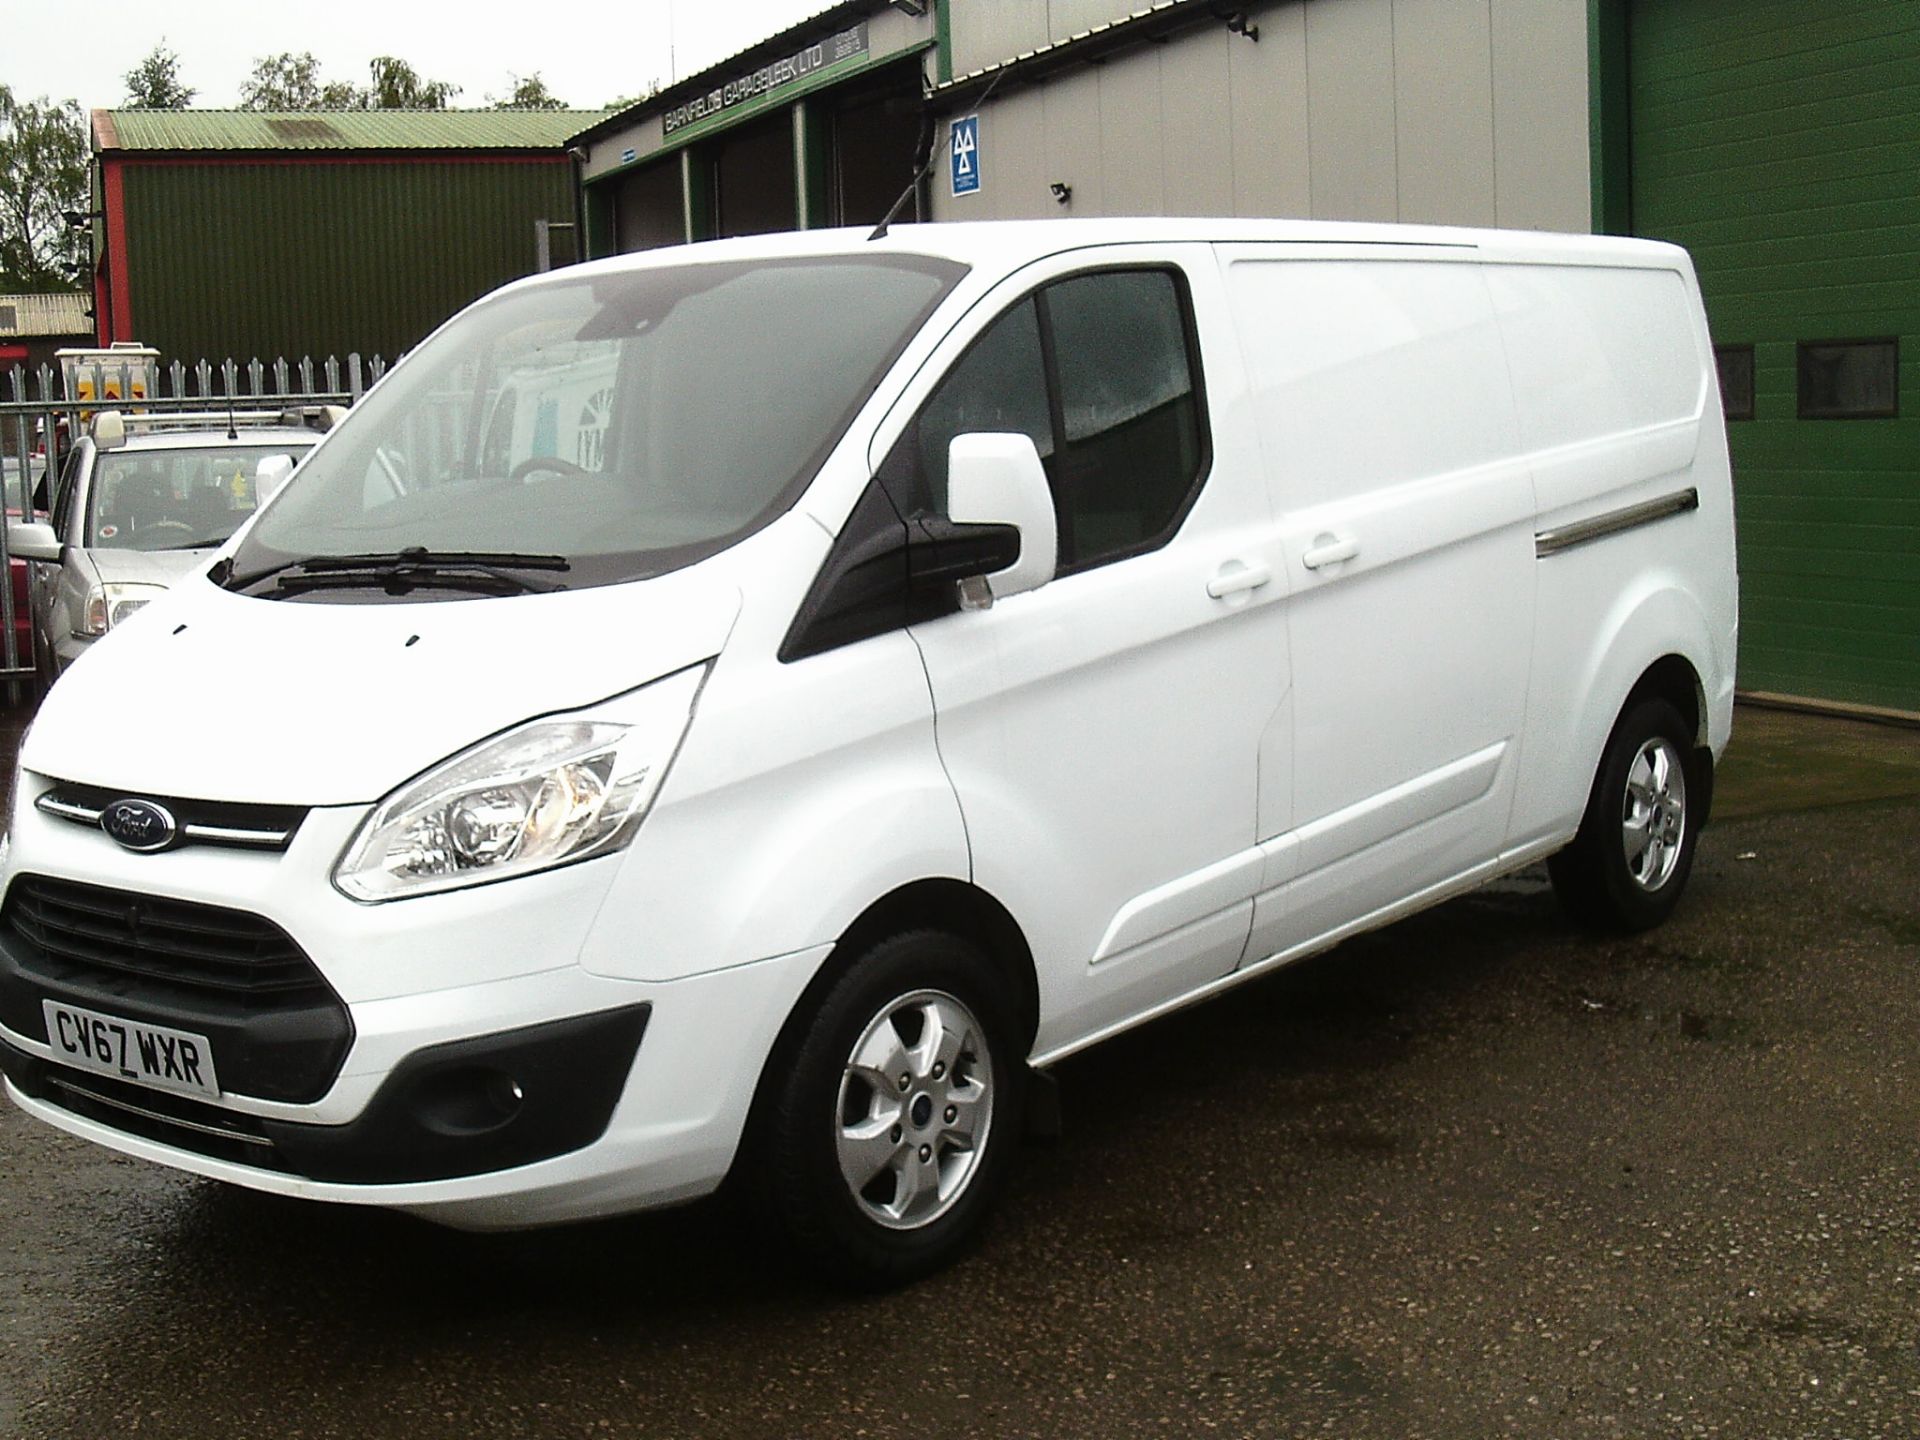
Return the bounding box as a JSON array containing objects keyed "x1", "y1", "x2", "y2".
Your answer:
[{"x1": 0, "y1": 221, "x2": 1736, "y2": 1285}]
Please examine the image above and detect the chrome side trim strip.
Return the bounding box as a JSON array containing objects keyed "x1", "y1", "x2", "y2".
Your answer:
[
  {"x1": 1535, "y1": 487, "x2": 1699, "y2": 558},
  {"x1": 33, "y1": 795, "x2": 102, "y2": 824}
]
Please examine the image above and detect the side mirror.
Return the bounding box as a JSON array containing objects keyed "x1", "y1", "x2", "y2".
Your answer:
[
  {"x1": 946, "y1": 432, "x2": 1056, "y2": 603},
  {"x1": 89, "y1": 410, "x2": 127, "y2": 450},
  {"x1": 254, "y1": 454, "x2": 296, "y2": 504},
  {"x1": 7, "y1": 520, "x2": 61, "y2": 563}
]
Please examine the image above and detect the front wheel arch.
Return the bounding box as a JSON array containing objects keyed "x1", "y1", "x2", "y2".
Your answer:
[
  {"x1": 823, "y1": 878, "x2": 1039, "y2": 1055},
  {"x1": 734, "y1": 876, "x2": 1038, "y2": 1176},
  {"x1": 742, "y1": 926, "x2": 1028, "y2": 1286}
]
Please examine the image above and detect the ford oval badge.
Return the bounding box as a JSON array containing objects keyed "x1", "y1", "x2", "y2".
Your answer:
[{"x1": 100, "y1": 798, "x2": 179, "y2": 853}]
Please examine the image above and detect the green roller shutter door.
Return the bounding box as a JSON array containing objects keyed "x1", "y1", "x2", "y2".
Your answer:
[{"x1": 1629, "y1": 0, "x2": 1920, "y2": 712}]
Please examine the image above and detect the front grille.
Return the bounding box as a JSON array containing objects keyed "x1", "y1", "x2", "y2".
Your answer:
[
  {"x1": 6, "y1": 875, "x2": 326, "y2": 998},
  {"x1": 35, "y1": 781, "x2": 306, "y2": 852},
  {"x1": 0, "y1": 874, "x2": 354, "y2": 1102}
]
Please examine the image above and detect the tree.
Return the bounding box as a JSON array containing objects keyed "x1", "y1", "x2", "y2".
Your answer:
[
  {"x1": 603, "y1": 82, "x2": 662, "y2": 112},
  {"x1": 238, "y1": 52, "x2": 356, "y2": 110},
  {"x1": 238, "y1": 51, "x2": 461, "y2": 111},
  {"x1": 122, "y1": 44, "x2": 195, "y2": 109},
  {"x1": 0, "y1": 85, "x2": 88, "y2": 293},
  {"x1": 491, "y1": 73, "x2": 566, "y2": 111},
  {"x1": 361, "y1": 56, "x2": 459, "y2": 110}
]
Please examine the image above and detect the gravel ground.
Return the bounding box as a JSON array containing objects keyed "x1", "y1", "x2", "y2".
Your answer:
[{"x1": 1, "y1": 706, "x2": 1917, "y2": 1438}]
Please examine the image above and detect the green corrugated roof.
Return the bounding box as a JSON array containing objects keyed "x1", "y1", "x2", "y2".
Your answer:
[{"x1": 96, "y1": 109, "x2": 606, "y2": 153}]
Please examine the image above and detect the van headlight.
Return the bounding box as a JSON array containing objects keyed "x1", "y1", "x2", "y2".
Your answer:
[{"x1": 333, "y1": 665, "x2": 706, "y2": 902}]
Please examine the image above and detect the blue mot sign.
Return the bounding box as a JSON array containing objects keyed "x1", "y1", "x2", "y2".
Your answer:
[{"x1": 950, "y1": 115, "x2": 981, "y2": 197}]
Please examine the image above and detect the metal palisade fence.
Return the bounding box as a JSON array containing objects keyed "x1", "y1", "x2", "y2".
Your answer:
[{"x1": 0, "y1": 352, "x2": 391, "y2": 692}]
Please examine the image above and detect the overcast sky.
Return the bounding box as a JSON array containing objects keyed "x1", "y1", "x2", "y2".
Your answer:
[{"x1": 1, "y1": 0, "x2": 827, "y2": 113}]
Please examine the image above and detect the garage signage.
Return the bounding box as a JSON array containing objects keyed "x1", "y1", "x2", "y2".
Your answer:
[{"x1": 663, "y1": 22, "x2": 870, "y2": 137}]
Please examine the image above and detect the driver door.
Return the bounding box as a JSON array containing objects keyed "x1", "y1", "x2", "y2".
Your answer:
[{"x1": 876, "y1": 247, "x2": 1294, "y2": 1058}]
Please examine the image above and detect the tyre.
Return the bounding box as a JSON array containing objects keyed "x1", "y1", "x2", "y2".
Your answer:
[
  {"x1": 1549, "y1": 696, "x2": 1702, "y2": 932},
  {"x1": 752, "y1": 928, "x2": 1024, "y2": 1288}
]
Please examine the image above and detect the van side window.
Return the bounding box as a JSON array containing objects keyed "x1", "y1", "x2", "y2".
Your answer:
[
  {"x1": 881, "y1": 298, "x2": 1052, "y2": 516},
  {"x1": 1043, "y1": 270, "x2": 1203, "y2": 569},
  {"x1": 880, "y1": 266, "x2": 1206, "y2": 573}
]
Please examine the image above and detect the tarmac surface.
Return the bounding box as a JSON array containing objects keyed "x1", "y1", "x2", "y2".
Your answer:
[{"x1": 1, "y1": 702, "x2": 1917, "y2": 1438}]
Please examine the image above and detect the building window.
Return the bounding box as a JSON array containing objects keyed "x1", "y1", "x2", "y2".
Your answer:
[
  {"x1": 1797, "y1": 338, "x2": 1898, "y2": 419},
  {"x1": 1714, "y1": 344, "x2": 1754, "y2": 421}
]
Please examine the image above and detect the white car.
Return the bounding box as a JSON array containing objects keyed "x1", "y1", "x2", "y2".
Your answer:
[
  {"x1": 0, "y1": 220, "x2": 1736, "y2": 1286},
  {"x1": 9, "y1": 414, "x2": 317, "y2": 681}
]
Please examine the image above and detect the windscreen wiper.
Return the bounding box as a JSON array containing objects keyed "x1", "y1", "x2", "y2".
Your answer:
[{"x1": 217, "y1": 548, "x2": 571, "y2": 598}]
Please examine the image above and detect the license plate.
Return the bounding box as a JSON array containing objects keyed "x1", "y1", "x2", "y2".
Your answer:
[{"x1": 42, "y1": 1000, "x2": 222, "y2": 1100}]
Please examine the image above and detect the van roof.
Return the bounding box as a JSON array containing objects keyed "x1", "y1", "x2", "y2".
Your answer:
[{"x1": 553, "y1": 217, "x2": 1690, "y2": 287}]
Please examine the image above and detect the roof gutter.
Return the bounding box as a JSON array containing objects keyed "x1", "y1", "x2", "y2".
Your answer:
[
  {"x1": 568, "y1": 0, "x2": 886, "y2": 148},
  {"x1": 929, "y1": 0, "x2": 1261, "y2": 106}
]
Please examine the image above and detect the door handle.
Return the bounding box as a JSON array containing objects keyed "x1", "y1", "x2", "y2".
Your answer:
[
  {"x1": 1206, "y1": 562, "x2": 1272, "y2": 599},
  {"x1": 1301, "y1": 534, "x2": 1358, "y2": 571}
]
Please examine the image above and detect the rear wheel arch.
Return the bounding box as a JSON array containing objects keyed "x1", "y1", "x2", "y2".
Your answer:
[
  {"x1": 1551, "y1": 672, "x2": 1709, "y2": 931},
  {"x1": 1620, "y1": 651, "x2": 1714, "y2": 826},
  {"x1": 1568, "y1": 581, "x2": 1723, "y2": 814},
  {"x1": 1625, "y1": 652, "x2": 1707, "y2": 749}
]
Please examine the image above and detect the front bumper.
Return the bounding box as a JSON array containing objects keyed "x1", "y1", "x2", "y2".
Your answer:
[
  {"x1": 1, "y1": 1003, "x2": 651, "y2": 1184},
  {"x1": 0, "y1": 775, "x2": 831, "y2": 1227},
  {"x1": 1, "y1": 943, "x2": 830, "y2": 1229}
]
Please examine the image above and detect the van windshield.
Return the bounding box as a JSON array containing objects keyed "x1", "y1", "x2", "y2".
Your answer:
[{"x1": 226, "y1": 253, "x2": 964, "y2": 594}]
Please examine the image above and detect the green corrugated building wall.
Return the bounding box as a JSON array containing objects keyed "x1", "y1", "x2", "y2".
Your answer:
[
  {"x1": 92, "y1": 109, "x2": 602, "y2": 371},
  {"x1": 1595, "y1": 0, "x2": 1919, "y2": 714}
]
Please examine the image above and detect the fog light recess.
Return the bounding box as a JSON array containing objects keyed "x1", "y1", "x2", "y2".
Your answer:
[{"x1": 409, "y1": 1065, "x2": 526, "y2": 1136}]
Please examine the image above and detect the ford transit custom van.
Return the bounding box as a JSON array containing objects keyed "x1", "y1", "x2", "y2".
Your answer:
[{"x1": 0, "y1": 220, "x2": 1736, "y2": 1284}]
